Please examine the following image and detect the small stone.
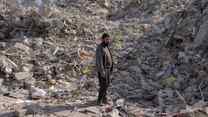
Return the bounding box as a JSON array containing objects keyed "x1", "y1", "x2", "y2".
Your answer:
[
  {"x1": 0, "y1": 86, "x2": 8, "y2": 95},
  {"x1": 116, "y1": 98, "x2": 125, "y2": 108},
  {"x1": 193, "y1": 100, "x2": 207, "y2": 108},
  {"x1": 0, "y1": 42, "x2": 6, "y2": 49},
  {"x1": 119, "y1": 71, "x2": 129, "y2": 77},
  {"x1": 30, "y1": 86, "x2": 47, "y2": 99},
  {"x1": 22, "y1": 64, "x2": 33, "y2": 72},
  {"x1": 15, "y1": 72, "x2": 33, "y2": 80},
  {"x1": 14, "y1": 43, "x2": 31, "y2": 54},
  {"x1": 0, "y1": 56, "x2": 18, "y2": 73},
  {"x1": 33, "y1": 38, "x2": 43, "y2": 47},
  {"x1": 128, "y1": 66, "x2": 141, "y2": 73}
]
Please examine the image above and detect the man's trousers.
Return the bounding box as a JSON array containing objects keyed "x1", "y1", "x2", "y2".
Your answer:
[{"x1": 97, "y1": 69, "x2": 111, "y2": 103}]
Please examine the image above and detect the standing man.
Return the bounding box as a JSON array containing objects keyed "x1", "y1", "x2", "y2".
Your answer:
[{"x1": 96, "y1": 33, "x2": 113, "y2": 105}]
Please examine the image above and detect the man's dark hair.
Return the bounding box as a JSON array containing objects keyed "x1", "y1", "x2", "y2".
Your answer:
[{"x1": 102, "y1": 33, "x2": 110, "y2": 39}]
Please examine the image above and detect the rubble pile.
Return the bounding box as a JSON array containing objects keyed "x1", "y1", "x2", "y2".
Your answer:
[
  {"x1": 0, "y1": 0, "x2": 98, "y2": 103},
  {"x1": 1, "y1": 0, "x2": 208, "y2": 117},
  {"x1": 0, "y1": 1, "x2": 118, "y2": 116},
  {"x1": 110, "y1": 0, "x2": 208, "y2": 114}
]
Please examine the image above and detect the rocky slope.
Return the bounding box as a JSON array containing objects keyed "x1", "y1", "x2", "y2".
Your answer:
[
  {"x1": 111, "y1": 0, "x2": 208, "y2": 111},
  {"x1": 1, "y1": 0, "x2": 208, "y2": 117}
]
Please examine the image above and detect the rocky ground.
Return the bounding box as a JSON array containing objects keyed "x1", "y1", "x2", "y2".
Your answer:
[{"x1": 1, "y1": 0, "x2": 208, "y2": 117}]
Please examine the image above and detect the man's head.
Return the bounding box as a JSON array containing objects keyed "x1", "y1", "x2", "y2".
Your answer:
[{"x1": 101, "y1": 33, "x2": 111, "y2": 46}]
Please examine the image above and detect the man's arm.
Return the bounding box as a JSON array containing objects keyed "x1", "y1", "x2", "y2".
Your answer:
[
  {"x1": 110, "y1": 62, "x2": 113, "y2": 73},
  {"x1": 109, "y1": 48, "x2": 113, "y2": 73},
  {"x1": 96, "y1": 46, "x2": 105, "y2": 77}
]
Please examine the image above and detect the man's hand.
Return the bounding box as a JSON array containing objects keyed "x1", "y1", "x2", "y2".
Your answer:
[{"x1": 101, "y1": 71, "x2": 106, "y2": 78}]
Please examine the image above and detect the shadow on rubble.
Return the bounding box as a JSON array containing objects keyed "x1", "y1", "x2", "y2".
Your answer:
[
  {"x1": 0, "y1": 100, "x2": 98, "y2": 116},
  {"x1": 0, "y1": 101, "x2": 96, "y2": 117},
  {"x1": 43, "y1": 100, "x2": 98, "y2": 113}
]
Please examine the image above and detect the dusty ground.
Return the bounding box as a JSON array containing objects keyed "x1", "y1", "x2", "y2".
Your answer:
[{"x1": 1, "y1": 0, "x2": 208, "y2": 117}]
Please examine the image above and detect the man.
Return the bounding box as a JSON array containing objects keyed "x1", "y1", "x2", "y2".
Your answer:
[{"x1": 96, "y1": 33, "x2": 113, "y2": 105}]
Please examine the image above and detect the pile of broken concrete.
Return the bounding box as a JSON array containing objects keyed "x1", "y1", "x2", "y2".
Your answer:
[{"x1": 1, "y1": 0, "x2": 208, "y2": 117}]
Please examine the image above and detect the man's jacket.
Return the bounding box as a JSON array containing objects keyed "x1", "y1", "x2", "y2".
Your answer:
[{"x1": 96, "y1": 43, "x2": 113, "y2": 77}]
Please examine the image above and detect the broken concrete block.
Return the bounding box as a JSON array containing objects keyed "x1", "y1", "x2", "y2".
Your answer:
[
  {"x1": 22, "y1": 64, "x2": 33, "y2": 72},
  {"x1": 0, "y1": 55, "x2": 18, "y2": 74},
  {"x1": 14, "y1": 43, "x2": 31, "y2": 54},
  {"x1": 0, "y1": 42, "x2": 6, "y2": 49},
  {"x1": 30, "y1": 86, "x2": 47, "y2": 99},
  {"x1": 15, "y1": 72, "x2": 33, "y2": 80}
]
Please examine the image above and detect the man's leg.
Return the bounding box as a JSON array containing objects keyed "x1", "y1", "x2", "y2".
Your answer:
[
  {"x1": 103, "y1": 69, "x2": 110, "y2": 103},
  {"x1": 97, "y1": 73, "x2": 106, "y2": 104}
]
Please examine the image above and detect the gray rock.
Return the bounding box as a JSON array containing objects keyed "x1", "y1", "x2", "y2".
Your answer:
[
  {"x1": 119, "y1": 71, "x2": 130, "y2": 77},
  {"x1": 116, "y1": 98, "x2": 125, "y2": 108},
  {"x1": 14, "y1": 43, "x2": 31, "y2": 54},
  {"x1": 30, "y1": 86, "x2": 47, "y2": 99},
  {"x1": 22, "y1": 64, "x2": 33, "y2": 72},
  {"x1": 15, "y1": 72, "x2": 33, "y2": 81},
  {"x1": 0, "y1": 56, "x2": 18, "y2": 74},
  {"x1": 128, "y1": 66, "x2": 141, "y2": 73},
  {"x1": 0, "y1": 87, "x2": 8, "y2": 95},
  {"x1": 0, "y1": 42, "x2": 6, "y2": 49},
  {"x1": 32, "y1": 38, "x2": 44, "y2": 48},
  {"x1": 194, "y1": 20, "x2": 208, "y2": 49}
]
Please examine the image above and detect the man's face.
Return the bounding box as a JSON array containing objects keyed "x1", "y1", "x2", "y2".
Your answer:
[{"x1": 103, "y1": 37, "x2": 111, "y2": 45}]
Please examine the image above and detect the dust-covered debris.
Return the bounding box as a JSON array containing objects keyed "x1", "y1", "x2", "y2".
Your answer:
[{"x1": 1, "y1": 0, "x2": 208, "y2": 116}]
